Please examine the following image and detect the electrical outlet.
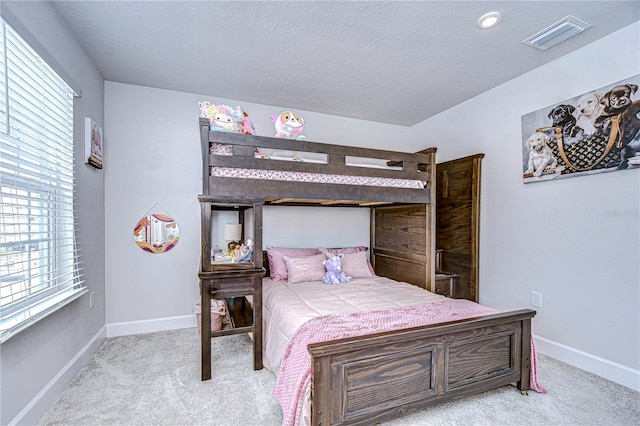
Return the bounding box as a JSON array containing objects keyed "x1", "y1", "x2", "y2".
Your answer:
[
  {"x1": 530, "y1": 291, "x2": 542, "y2": 308},
  {"x1": 89, "y1": 291, "x2": 95, "y2": 310}
]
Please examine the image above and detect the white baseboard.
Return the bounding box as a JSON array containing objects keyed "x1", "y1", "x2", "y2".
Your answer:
[
  {"x1": 10, "y1": 326, "x2": 107, "y2": 426},
  {"x1": 534, "y1": 334, "x2": 640, "y2": 392},
  {"x1": 106, "y1": 314, "x2": 196, "y2": 337}
]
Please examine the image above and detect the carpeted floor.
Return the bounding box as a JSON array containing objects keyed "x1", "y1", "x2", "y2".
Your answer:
[{"x1": 38, "y1": 328, "x2": 639, "y2": 426}]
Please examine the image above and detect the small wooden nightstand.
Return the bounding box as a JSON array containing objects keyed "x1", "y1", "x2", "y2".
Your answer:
[
  {"x1": 198, "y1": 197, "x2": 265, "y2": 381},
  {"x1": 199, "y1": 267, "x2": 264, "y2": 381},
  {"x1": 434, "y1": 272, "x2": 458, "y2": 298}
]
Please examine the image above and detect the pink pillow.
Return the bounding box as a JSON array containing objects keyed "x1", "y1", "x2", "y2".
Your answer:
[
  {"x1": 319, "y1": 246, "x2": 375, "y2": 275},
  {"x1": 341, "y1": 251, "x2": 373, "y2": 278},
  {"x1": 266, "y1": 246, "x2": 322, "y2": 281},
  {"x1": 283, "y1": 254, "x2": 326, "y2": 283}
]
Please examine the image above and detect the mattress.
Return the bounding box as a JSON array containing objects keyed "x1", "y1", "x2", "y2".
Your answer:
[{"x1": 261, "y1": 275, "x2": 445, "y2": 374}]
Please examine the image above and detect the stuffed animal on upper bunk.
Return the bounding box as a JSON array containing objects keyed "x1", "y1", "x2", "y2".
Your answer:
[
  {"x1": 322, "y1": 253, "x2": 352, "y2": 285},
  {"x1": 270, "y1": 110, "x2": 306, "y2": 140},
  {"x1": 198, "y1": 101, "x2": 255, "y2": 135}
]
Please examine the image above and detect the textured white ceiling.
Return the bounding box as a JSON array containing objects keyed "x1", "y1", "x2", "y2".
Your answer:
[{"x1": 48, "y1": 0, "x2": 640, "y2": 126}]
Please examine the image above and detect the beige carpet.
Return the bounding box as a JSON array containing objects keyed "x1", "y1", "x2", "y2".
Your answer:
[{"x1": 38, "y1": 328, "x2": 639, "y2": 426}]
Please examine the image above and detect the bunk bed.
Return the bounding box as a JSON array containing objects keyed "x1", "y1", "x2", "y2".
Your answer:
[{"x1": 198, "y1": 117, "x2": 536, "y2": 425}]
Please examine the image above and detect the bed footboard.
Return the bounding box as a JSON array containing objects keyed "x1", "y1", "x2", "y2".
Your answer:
[{"x1": 308, "y1": 309, "x2": 535, "y2": 426}]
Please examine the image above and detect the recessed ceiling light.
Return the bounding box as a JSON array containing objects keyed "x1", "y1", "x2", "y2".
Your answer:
[{"x1": 477, "y1": 11, "x2": 502, "y2": 29}]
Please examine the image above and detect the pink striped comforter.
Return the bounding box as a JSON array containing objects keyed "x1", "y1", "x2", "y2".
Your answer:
[{"x1": 274, "y1": 299, "x2": 545, "y2": 426}]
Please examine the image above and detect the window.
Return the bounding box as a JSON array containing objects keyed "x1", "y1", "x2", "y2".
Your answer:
[{"x1": 0, "y1": 18, "x2": 85, "y2": 342}]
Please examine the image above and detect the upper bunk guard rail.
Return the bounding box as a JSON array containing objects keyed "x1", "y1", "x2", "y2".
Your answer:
[
  {"x1": 200, "y1": 118, "x2": 435, "y2": 205},
  {"x1": 197, "y1": 195, "x2": 266, "y2": 205}
]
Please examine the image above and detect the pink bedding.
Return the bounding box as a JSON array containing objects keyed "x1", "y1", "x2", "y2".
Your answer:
[
  {"x1": 211, "y1": 166, "x2": 425, "y2": 189},
  {"x1": 274, "y1": 299, "x2": 499, "y2": 426},
  {"x1": 262, "y1": 275, "x2": 445, "y2": 374}
]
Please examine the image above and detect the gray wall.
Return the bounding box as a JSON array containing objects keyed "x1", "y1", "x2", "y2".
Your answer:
[{"x1": 0, "y1": 2, "x2": 105, "y2": 425}]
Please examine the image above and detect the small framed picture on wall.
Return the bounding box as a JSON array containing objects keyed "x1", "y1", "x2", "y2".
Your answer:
[{"x1": 84, "y1": 117, "x2": 103, "y2": 169}]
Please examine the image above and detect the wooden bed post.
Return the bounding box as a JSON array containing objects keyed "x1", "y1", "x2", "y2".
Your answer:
[
  {"x1": 518, "y1": 316, "x2": 532, "y2": 392},
  {"x1": 419, "y1": 148, "x2": 437, "y2": 293},
  {"x1": 200, "y1": 117, "x2": 211, "y2": 194}
]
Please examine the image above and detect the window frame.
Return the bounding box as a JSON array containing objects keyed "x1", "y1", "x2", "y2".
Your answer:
[{"x1": 0, "y1": 18, "x2": 85, "y2": 343}]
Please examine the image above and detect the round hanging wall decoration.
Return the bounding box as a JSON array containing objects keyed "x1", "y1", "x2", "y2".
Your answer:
[{"x1": 133, "y1": 205, "x2": 180, "y2": 254}]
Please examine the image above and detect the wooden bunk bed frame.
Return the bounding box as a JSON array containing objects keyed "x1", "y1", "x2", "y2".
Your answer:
[{"x1": 198, "y1": 118, "x2": 536, "y2": 425}]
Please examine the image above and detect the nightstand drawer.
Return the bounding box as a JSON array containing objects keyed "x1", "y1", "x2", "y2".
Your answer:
[
  {"x1": 434, "y1": 272, "x2": 458, "y2": 298},
  {"x1": 212, "y1": 276, "x2": 256, "y2": 293},
  {"x1": 200, "y1": 268, "x2": 264, "y2": 298}
]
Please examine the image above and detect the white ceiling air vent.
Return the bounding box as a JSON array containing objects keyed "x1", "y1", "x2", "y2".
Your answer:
[{"x1": 522, "y1": 16, "x2": 592, "y2": 51}]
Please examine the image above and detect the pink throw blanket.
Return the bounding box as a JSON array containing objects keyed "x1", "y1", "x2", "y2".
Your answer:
[{"x1": 274, "y1": 299, "x2": 545, "y2": 426}]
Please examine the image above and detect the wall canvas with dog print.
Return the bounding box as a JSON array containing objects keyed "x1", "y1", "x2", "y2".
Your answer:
[{"x1": 521, "y1": 75, "x2": 640, "y2": 183}]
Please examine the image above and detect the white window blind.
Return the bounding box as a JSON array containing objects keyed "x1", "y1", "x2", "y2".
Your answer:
[{"x1": 0, "y1": 19, "x2": 85, "y2": 342}]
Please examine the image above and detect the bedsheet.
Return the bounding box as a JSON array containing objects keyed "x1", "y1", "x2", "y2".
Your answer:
[{"x1": 210, "y1": 166, "x2": 426, "y2": 189}]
